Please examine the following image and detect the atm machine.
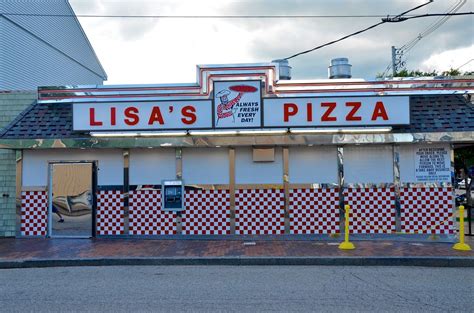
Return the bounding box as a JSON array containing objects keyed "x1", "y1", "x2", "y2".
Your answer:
[{"x1": 162, "y1": 180, "x2": 184, "y2": 211}]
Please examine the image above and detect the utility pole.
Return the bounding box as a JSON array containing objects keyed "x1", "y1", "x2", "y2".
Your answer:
[
  {"x1": 391, "y1": 46, "x2": 405, "y2": 77},
  {"x1": 391, "y1": 46, "x2": 397, "y2": 77}
]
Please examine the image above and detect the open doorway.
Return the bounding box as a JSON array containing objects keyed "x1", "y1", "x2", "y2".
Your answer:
[
  {"x1": 48, "y1": 162, "x2": 97, "y2": 238},
  {"x1": 454, "y1": 144, "x2": 474, "y2": 236}
]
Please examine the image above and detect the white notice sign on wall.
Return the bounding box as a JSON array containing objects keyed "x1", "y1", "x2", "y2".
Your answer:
[{"x1": 414, "y1": 146, "x2": 451, "y2": 182}]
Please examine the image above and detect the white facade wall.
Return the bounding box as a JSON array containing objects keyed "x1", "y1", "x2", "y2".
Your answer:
[
  {"x1": 129, "y1": 149, "x2": 176, "y2": 185},
  {"x1": 344, "y1": 145, "x2": 393, "y2": 184},
  {"x1": 399, "y1": 145, "x2": 417, "y2": 183},
  {"x1": 183, "y1": 148, "x2": 229, "y2": 184},
  {"x1": 289, "y1": 147, "x2": 338, "y2": 184},
  {"x1": 20, "y1": 143, "x2": 452, "y2": 189},
  {"x1": 22, "y1": 149, "x2": 123, "y2": 187},
  {"x1": 235, "y1": 147, "x2": 283, "y2": 184}
]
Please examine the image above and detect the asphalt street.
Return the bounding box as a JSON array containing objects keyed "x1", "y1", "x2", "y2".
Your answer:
[{"x1": 0, "y1": 266, "x2": 472, "y2": 312}]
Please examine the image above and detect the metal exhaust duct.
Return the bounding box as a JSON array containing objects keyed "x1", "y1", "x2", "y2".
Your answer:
[
  {"x1": 272, "y1": 59, "x2": 292, "y2": 80},
  {"x1": 328, "y1": 58, "x2": 352, "y2": 79}
]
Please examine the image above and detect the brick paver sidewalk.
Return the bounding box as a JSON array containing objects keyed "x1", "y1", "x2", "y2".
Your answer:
[{"x1": 1, "y1": 237, "x2": 472, "y2": 262}]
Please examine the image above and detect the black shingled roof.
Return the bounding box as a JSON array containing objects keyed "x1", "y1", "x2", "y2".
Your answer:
[
  {"x1": 392, "y1": 95, "x2": 474, "y2": 133},
  {"x1": 1, "y1": 95, "x2": 473, "y2": 139}
]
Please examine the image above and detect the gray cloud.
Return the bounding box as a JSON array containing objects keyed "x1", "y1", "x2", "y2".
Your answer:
[
  {"x1": 221, "y1": 0, "x2": 473, "y2": 78},
  {"x1": 70, "y1": 0, "x2": 473, "y2": 80},
  {"x1": 71, "y1": 0, "x2": 175, "y2": 40}
]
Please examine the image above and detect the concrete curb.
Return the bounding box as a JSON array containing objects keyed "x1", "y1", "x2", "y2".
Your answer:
[{"x1": 1, "y1": 256, "x2": 473, "y2": 269}]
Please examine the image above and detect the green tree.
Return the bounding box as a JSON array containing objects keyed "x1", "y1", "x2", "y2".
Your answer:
[
  {"x1": 441, "y1": 68, "x2": 462, "y2": 76},
  {"x1": 376, "y1": 68, "x2": 472, "y2": 78},
  {"x1": 395, "y1": 69, "x2": 439, "y2": 77}
]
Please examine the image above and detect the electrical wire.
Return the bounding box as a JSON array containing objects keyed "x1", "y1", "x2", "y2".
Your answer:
[
  {"x1": 2, "y1": 12, "x2": 468, "y2": 19},
  {"x1": 402, "y1": 12, "x2": 472, "y2": 20},
  {"x1": 381, "y1": 0, "x2": 468, "y2": 77},
  {"x1": 283, "y1": 1, "x2": 436, "y2": 60},
  {"x1": 456, "y1": 59, "x2": 474, "y2": 70},
  {"x1": 284, "y1": 21, "x2": 386, "y2": 60},
  {"x1": 393, "y1": 0, "x2": 435, "y2": 17},
  {"x1": 400, "y1": 1, "x2": 466, "y2": 53},
  {"x1": 0, "y1": 13, "x2": 426, "y2": 19},
  {"x1": 1, "y1": 3, "x2": 471, "y2": 65}
]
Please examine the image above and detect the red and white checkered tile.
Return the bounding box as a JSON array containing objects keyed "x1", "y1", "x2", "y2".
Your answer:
[
  {"x1": 21, "y1": 191, "x2": 48, "y2": 236},
  {"x1": 289, "y1": 188, "x2": 340, "y2": 234},
  {"x1": 400, "y1": 187, "x2": 454, "y2": 234},
  {"x1": 129, "y1": 189, "x2": 177, "y2": 235},
  {"x1": 343, "y1": 187, "x2": 396, "y2": 234},
  {"x1": 235, "y1": 189, "x2": 285, "y2": 235},
  {"x1": 183, "y1": 189, "x2": 230, "y2": 235},
  {"x1": 97, "y1": 190, "x2": 125, "y2": 235}
]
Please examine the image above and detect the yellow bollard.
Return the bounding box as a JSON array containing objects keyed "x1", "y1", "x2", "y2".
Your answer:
[
  {"x1": 339, "y1": 204, "x2": 355, "y2": 250},
  {"x1": 453, "y1": 205, "x2": 472, "y2": 251}
]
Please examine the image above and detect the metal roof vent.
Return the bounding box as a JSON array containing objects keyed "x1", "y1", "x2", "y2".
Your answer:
[
  {"x1": 328, "y1": 58, "x2": 352, "y2": 79},
  {"x1": 272, "y1": 59, "x2": 292, "y2": 80}
]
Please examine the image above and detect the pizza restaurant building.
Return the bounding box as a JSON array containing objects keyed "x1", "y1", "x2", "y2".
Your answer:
[{"x1": 1, "y1": 62, "x2": 473, "y2": 239}]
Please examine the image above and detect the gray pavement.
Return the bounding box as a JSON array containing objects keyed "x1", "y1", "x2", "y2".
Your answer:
[{"x1": 0, "y1": 266, "x2": 473, "y2": 312}]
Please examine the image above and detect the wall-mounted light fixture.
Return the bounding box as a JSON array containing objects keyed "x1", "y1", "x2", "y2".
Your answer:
[
  {"x1": 188, "y1": 130, "x2": 238, "y2": 136},
  {"x1": 90, "y1": 132, "x2": 138, "y2": 137},
  {"x1": 238, "y1": 129, "x2": 287, "y2": 135},
  {"x1": 289, "y1": 127, "x2": 392, "y2": 134},
  {"x1": 90, "y1": 131, "x2": 187, "y2": 137}
]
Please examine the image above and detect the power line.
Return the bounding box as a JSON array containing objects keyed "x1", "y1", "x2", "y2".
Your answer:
[
  {"x1": 2, "y1": 6, "x2": 471, "y2": 65},
  {"x1": 393, "y1": 0, "x2": 435, "y2": 17},
  {"x1": 384, "y1": 12, "x2": 472, "y2": 22},
  {"x1": 3, "y1": 11, "x2": 469, "y2": 19},
  {"x1": 0, "y1": 13, "x2": 424, "y2": 19},
  {"x1": 385, "y1": 11, "x2": 473, "y2": 22},
  {"x1": 283, "y1": 1, "x2": 436, "y2": 60},
  {"x1": 284, "y1": 21, "x2": 386, "y2": 60},
  {"x1": 382, "y1": 0, "x2": 468, "y2": 77},
  {"x1": 456, "y1": 59, "x2": 474, "y2": 70},
  {"x1": 406, "y1": 11, "x2": 474, "y2": 20}
]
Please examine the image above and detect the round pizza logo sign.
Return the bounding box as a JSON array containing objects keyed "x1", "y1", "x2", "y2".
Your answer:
[{"x1": 214, "y1": 81, "x2": 261, "y2": 128}]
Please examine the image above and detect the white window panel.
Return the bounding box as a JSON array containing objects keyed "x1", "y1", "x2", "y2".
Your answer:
[
  {"x1": 129, "y1": 149, "x2": 176, "y2": 185},
  {"x1": 235, "y1": 147, "x2": 283, "y2": 184},
  {"x1": 344, "y1": 145, "x2": 393, "y2": 184},
  {"x1": 399, "y1": 145, "x2": 416, "y2": 183},
  {"x1": 182, "y1": 148, "x2": 229, "y2": 184},
  {"x1": 289, "y1": 147, "x2": 338, "y2": 184},
  {"x1": 22, "y1": 149, "x2": 123, "y2": 186}
]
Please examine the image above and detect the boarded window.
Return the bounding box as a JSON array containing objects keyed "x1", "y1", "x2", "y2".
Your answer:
[{"x1": 253, "y1": 148, "x2": 274, "y2": 162}]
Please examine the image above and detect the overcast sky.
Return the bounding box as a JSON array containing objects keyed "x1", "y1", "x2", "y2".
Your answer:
[{"x1": 69, "y1": 0, "x2": 474, "y2": 84}]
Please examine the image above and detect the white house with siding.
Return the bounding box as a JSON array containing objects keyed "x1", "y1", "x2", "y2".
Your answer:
[
  {"x1": 0, "y1": 0, "x2": 107, "y2": 90},
  {"x1": 0, "y1": 0, "x2": 107, "y2": 237}
]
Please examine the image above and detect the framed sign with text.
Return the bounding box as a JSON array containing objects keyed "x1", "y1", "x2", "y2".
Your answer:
[
  {"x1": 73, "y1": 100, "x2": 213, "y2": 131},
  {"x1": 263, "y1": 96, "x2": 410, "y2": 127},
  {"x1": 72, "y1": 80, "x2": 411, "y2": 132},
  {"x1": 213, "y1": 80, "x2": 262, "y2": 128},
  {"x1": 415, "y1": 146, "x2": 451, "y2": 182}
]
